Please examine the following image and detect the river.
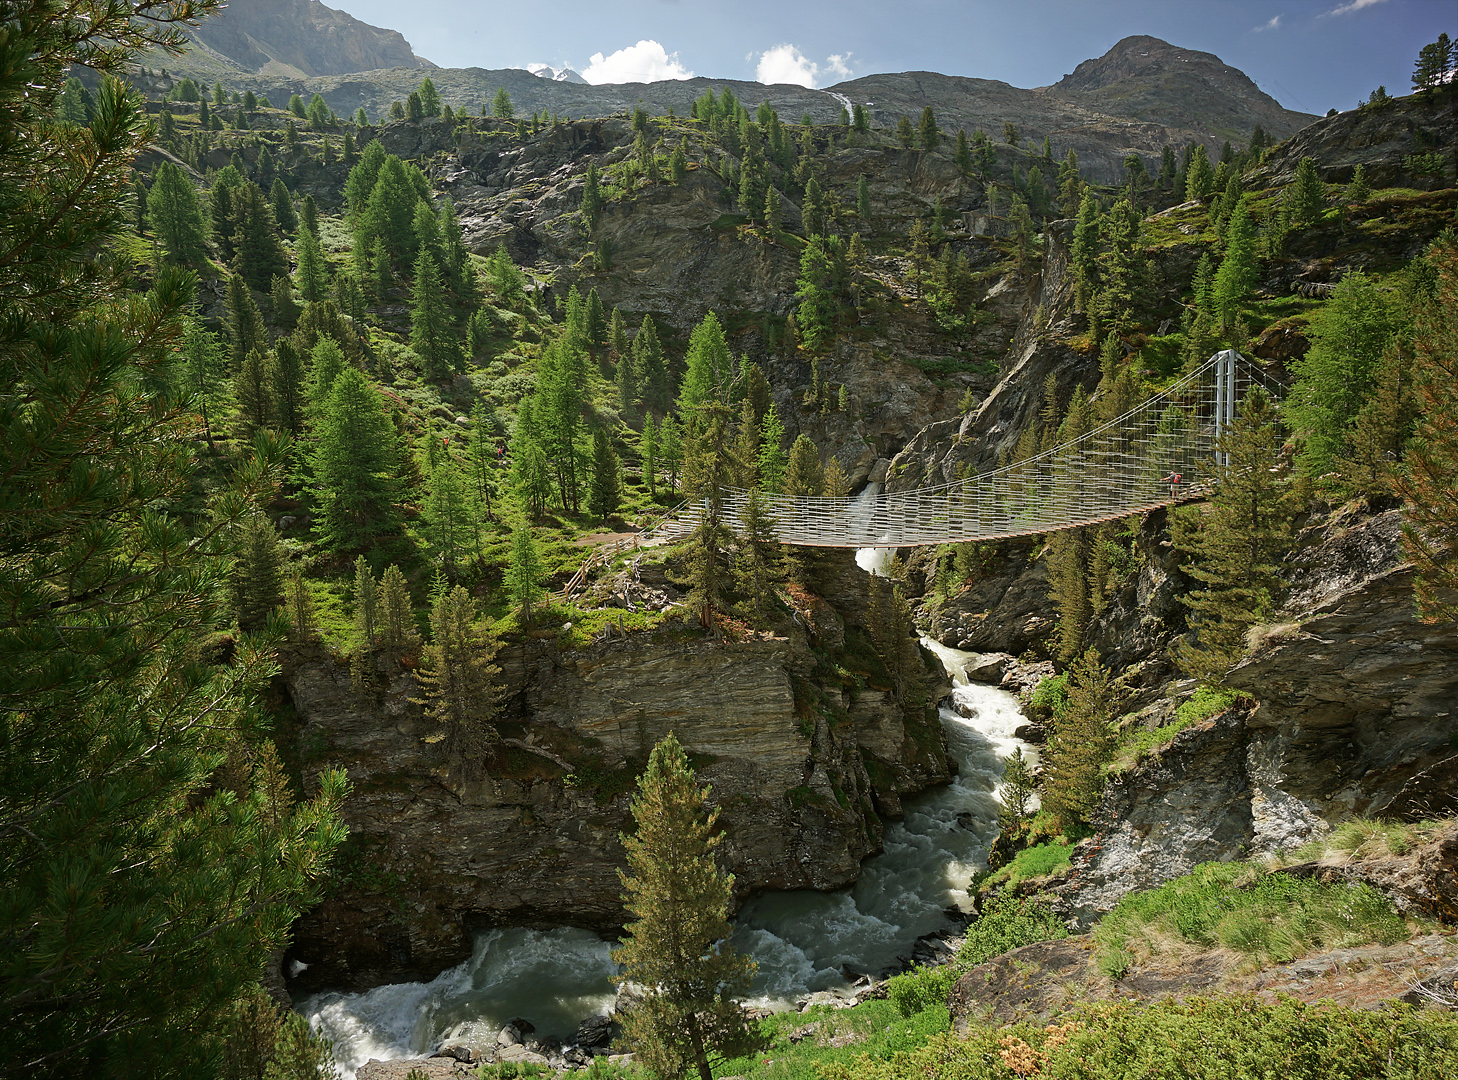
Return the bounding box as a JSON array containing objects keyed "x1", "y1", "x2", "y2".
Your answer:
[{"x1": 303, "y1": 614, "x2": 1034, "y2": 1077}]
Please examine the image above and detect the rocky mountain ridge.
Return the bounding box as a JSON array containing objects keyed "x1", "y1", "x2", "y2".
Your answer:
[
  {"x1": 181, "y1": 0, "x2": 430, "y2": 78},
  {"x1": 154, "y1": 21, "x2": 1312, "y2": 184}
]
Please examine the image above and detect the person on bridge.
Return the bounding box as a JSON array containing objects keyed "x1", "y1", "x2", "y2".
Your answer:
[{"x1": 1160, "y1": 471, "x2": 1183, "y2": 498}]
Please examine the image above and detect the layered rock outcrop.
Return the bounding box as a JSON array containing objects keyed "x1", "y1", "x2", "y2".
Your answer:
[
  {"x1": 1052, "y1": 509, "x2": 1458, "y2": 927},
  {"x1": 285, "y1": 602, "x2": 949, "y2": 992}
]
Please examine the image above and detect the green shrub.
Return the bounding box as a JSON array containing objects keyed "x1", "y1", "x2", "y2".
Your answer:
[
  {"x1": 981, "y1": 841, "x2": 1074, "y2": 891},
  {"x1": 887, "y1": 964, "x2": 957, "y2": 1017},
  {"x1": 1094, "y1": 860, "x2": 1411, "y2": 973},
  {"x1": 819, "y1": 995, "x2": 1458, "y2": 1079},
  {"x1": 958, "y1": 893, "x2": 1068, "y2": 968},
  {"x1": 1029, "y1": 673, "x2": 1068, "y2": 720}
]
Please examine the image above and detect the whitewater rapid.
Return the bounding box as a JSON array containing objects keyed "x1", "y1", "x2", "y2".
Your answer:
[{"x1": 302, "y1": 553, "x2": 1034, "y2": 1077}]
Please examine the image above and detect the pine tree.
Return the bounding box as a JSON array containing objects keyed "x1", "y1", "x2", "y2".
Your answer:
[
  {"x1": 1184, "y1": 143, "x2": 1214, "y2": 201},
  {"x1": 310, "y1": 368, "x2": 402, "y2": 549},
  {"x1": 612, "y1": 734, "x2": 756, "y2": 1080},
  {"x1": 492, "y1": 87, "x2": 514, "y2": 119},
  {"x1": 997, "y1": 746, "x2": 1036, "y2": 839},
  {"x1": 231, "y1": 183, "x2": 290, "y2": 291},
  {"x1": 270, "y1": 338, "x2": 306, "y2": 435},
  {"x1": 230, "y1": 514, "x2": 286, "y2": 631},
  {"x1": 660, "y1": 413, "x2": 683, "y2": 492},
  {"x1": 0, "y1": 7, "x2": 346, "y2": 1073},
  {"x1": 423, "y1": 448, "x2": 474, "y2": 573},
  {"x1": 1288, "y1": 272, "x2": 1396, "y2": 475},
  {"x1": 411, "y1": 249, "x2": 462, "y2": 379},
  {"x1": 580, "y1": 160, "x2": 602, "y2": 231},
  {"x1": 1040, "y1": 649, "x2": 1116, "y2": 829},
  {"x1": 918, "y1": 105, "x2": 939, "y2": 150},
  {"x1": 635, "y1": 315, "x2": 672, "y2": 415},
  {"x1": 1395, "y1": 234, "x2": 1458, "y2": 622},
  {"x1": 233, "y1": 346, "x2": 273, "y2": 436},
  {"x1": 1173, "y1": 390, "x2": 1300, "y2": 682},
  {"x1": 295, "y1": 224, "x2": 329, "y2": 302},
  {"x1": 1344, "y1": 164, "x2": 1372, "y2": 204},
  {"x1": 415, "y1": 587, "x2": 500, "y2": 778},
  {"x1": 353, "y1": 555, "x2": 379, "y2": 655},
  {"x1": 270, "y1": 273, "x2": 299, "y2": 328},
  {"x1": 757, "y1": 404, "x2": 788, "y2": 493},
  {"x1": 896, "y1": 115, "x2": 914, "y2": 148},
  {"x1": 418, "y1": 76, "x2": 442, "y2": 117},
  {"x1": 682, "y1": 405, "x2": 738, "y2": 629},
  {"x1": 1286, "y1": 157, "x2": 1327, "y2": 228},
  {"x1": 146, "y1": 161, "x2": 208, "y2": 264},
  {"x1": 1070, "y1": 190, "x2": 1101, "y2": 315},
  {"x1": 1211, "y1": 196, "x2": 1258, "y2": 332},
  {"x1": 783, "y1": 433, "x2": 822, "y2": 498},
  {"x1": 377, "y1": 564, "x2": 420, "y2": 658},
  {"x1": 679, "y1": 312, "x2": 735, "y2": 412},
  {"x1": 270, "y1": 177, "x2": 296, "y2": 232},
  {"x1": 506, "y1": 516, "x2": 545, "y2": 627},
  {"x1": 796, "y1": 237, "x2": 839, "y2": 352},
  {"x1": 641, "y1": 415, "x2": 659, "y2": 497},
  {"x1": 589, "y1": 427, "x2": 622, "y2": 524}
]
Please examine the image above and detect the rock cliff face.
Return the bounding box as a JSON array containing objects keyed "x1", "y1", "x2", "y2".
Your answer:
[
  {"x1": 1248, "y1": 90, "x2": 1458, "y2": 189},
  {"x1": 187, "y1": 0, "x2": 429, "y2": 77},
  {"x1": 1051, "y1": 510, "x2": 1458, "y2": 927},
  {"x1": 285, "y1": 593, "x2": 949, "y2": 993}
]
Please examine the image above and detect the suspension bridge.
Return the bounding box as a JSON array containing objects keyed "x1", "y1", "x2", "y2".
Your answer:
[{"x1": 657, "y1": 351, "x2": 1283, "y2": 549}]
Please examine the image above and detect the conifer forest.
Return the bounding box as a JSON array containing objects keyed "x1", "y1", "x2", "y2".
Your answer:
[{"x1": 2, "y1": 3, "x2": 1457, "y2": 1078}]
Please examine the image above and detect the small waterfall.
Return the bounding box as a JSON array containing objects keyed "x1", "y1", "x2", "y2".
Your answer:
[{"x1": 852, "y1": 483, "x2": 895, "y2": 575}]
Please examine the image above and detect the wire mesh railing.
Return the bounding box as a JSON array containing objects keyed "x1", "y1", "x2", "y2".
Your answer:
[{"x1": 666, "y1": 351, "x2": 1283, "y2": 549}]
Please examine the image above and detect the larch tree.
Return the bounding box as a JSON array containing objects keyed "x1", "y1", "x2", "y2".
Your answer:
[
  {"x1": 1039, "y1": 648, "x2": 1116, "y2": 830},
  {"x1": 588, "y1": 427, "x2": 622, "y2": 524},
  {"x1": 678, "y1": 312, "x2": 735, "y2": 412},
  {"x1": 310, "y1": 368, "x2": 402, "y2": 549},
  {"x1": 506, "y1": 515, "x2": 545, "y2": 628},
  {"x1": 1286, "y1": 157, "x2": 1327, "y2": 228},
  {"x1": 1288, "y1": 272, "x2": 1397, "y2": 476},
  {"x1": 1173, "y1": 390, "x2": 1300, "y2": 682},
  {"x1": 146, "y1": 160, "x2": 208, "y2": 264},
  {"x1": 411, "y1": 248, "x2": 462, "y2": 380},
  {"x1": 612, "y1": 734, "x2": 756, "y2": 1080},
  {"x1": 0, "y1": 4, "x2": 347, "y2": 1075},
  {"x1": 415, "y1": 587, "x2": 500, "y2": 780},
  {"x1": 1395, "y1": 234, "x2": 1458, "y2": 622},
  {"x1": 1211, "y1": 195, "x2": 1258, "y2": 333}
]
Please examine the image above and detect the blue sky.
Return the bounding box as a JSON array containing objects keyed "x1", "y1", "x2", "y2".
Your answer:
[{"x1": 335, "y1": 0, "x2": 1452, "y2": 114}]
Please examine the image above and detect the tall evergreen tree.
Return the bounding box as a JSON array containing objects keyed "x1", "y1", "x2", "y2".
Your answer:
[
  {"x1": 416, "y1": 587, "x2": 500, "y2": 779},
  {"x1": 270, "y1": 177, "x2": 296, "y2": 232},
  {"x1": 678, "y1": 312, "x2": 735, "y2": 412},
  {"x1": 410, "y1": 249, "x2": 462, "y2": 380},
  {"x1": 589, "y1": 427, "x2": 622, "y2": 524},
  {"x1": 231, "y1": 183, "x2": 290, "y2": 291},
  {"x1": 1184, "y1": 143, "x2": 1214, "y2": 201},
  {"x1": 1288, "y1": 272, "x2": 1396, "y2": 475},
  {"x1": 310, "y1": 368, "x2": 402, "y2": 549},
  {"x1": 270, "y1": 338, "x2": 306, "y2": 435},
  {"x1": 506, "y1": 516, "x2": 545, "y2": 627},
  {"x1": 146, "y1": 161, "x2": 208, "y2": 264},
  {"x1": 0, "y1": 7, "x2": 346, "y2": 1074},
  {"x1": 682, "y1": 405, "x2": 738, "y2": 629},
  {"x1": 423, "y1": 448, "x2": 474, "y2": 574},
  {"x1": 1040, "y1": 649, "x2": 1116, "y2": 830},
  {"x1": 1211, "y1": 196, "x2": 1258, "y2": 333},
  {"x1": 613, "y1": 735, "x2": 756, "y2": 1080},
  {"x1": 634, "y1": 315, "x2": 672, "y2": 415},
  {"x1": 1172, "y1": 390, "x2": 1300, "y2": 682},
  {"x1": 295, "y1": 224, "x2": 329, "y2": 302},
  {"x1": 757, "y1": 404, "x2": 788, "y2": 493},
  {"x1": 417, "y1": 76, "x2": 442, "y2": 117},
  {"x1": 230, "y1": 514, "x2": 286, "y2": 631},
  {"x1": 1395, "y1": 235, "x2": 1458, "y2": 622},
  {"x1": 1286, "y1": 157, "x2": 1327, "y2": 228}
]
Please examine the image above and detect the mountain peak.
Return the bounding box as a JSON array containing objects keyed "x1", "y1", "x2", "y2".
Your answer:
[
  {"x1": 188, "y1": 0, "x2": 430, "y2": 78},
  {"x1": 1045, "y1": 34, "x2": 1313, "y2": 139}
]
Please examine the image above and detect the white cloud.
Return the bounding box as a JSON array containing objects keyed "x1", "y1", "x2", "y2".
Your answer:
[
  {"x1": 757, "y1": 44, "x2": 821, "y2": 88},
  {"x1": 581, "y1": 40, "x2": 693, "y2": 85},
  {"x1": 1321, "y1": 0, "x2": 1387, "y2": 16},
  {"x1": 825, "y1": 53, "x2": 853, "y2": 81},
  {"x1": 1252, "y1": 15, "x2": 1282, "y2": 32}
]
